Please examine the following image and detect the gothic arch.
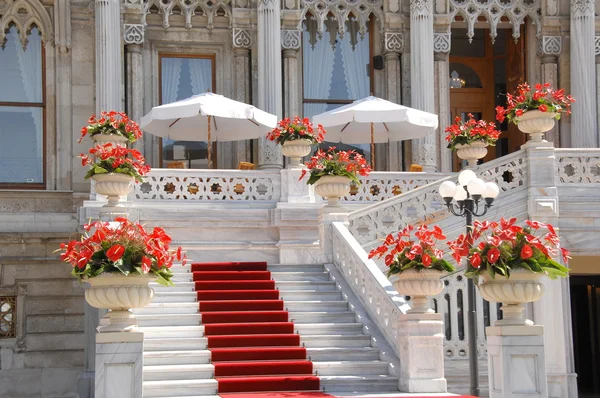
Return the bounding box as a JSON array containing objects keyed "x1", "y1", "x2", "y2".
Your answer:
[
  {"x1": 0, "y1": 0, "x2": 53, "y2": 46},
  {"x1": 299, "y1": 0, "x2": 384, "y2": 38}
]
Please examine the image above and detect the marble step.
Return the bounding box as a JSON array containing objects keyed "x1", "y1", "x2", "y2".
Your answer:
[
  {"x1": 152, "y1": 282, "x2": 196, "y2": 292},
  {"x1": 139, "y1": 326, "x2": 204, "y2": 339},
  {"x1": 313, "y1": 361, "x2": 390, "y2": 376},
  {"x1": 307, "y1": 347, "x2": 380, "y2": 361},
  {"x1": 284, "y1": 301, "x2": 349, "y2": 312},
  {"x1": 270, "y1": 271, "x2": 331, "y2": 281},
  {"x1": 145, "y1": 337, "x2": 208, "y2": 351},
  {"x1": 279, "y1": 290, "x2": 342, "y2": 301},
  {"x1": 143, "y1": 364, "x2": 214, "y2": 381},
  {"x1": 301, "y1": 334, "x2": 372, "y2": 348},
  {"x1": 268, "y1": 264, "x2": 326, "y2": 272},
  {"x1": 319, "y1": 375, "x2": 399, "y2": 393},
  {"x1": 295, "y1": 323, "x2": 364, "y2": 335},
  {"x1": 152, "y1": 292, "x2": 197, "y2": 303},
  {"x1": 134, "y1": 302, "x2": 199, "y2": 315},
  {"x1": 289, "y1": 311, "x2": 356, "y2": 323},
  {"x1": 275, "y1": 281, "x2": 338, "y2": 291},
  {"x1": 136, "y1": 301, "x2": 352, "y2": 315},
  {"x1": 143, "y1": 379, "x2": 218, "y2": 398},
  {"x1": 144, "y1": 350, "x2": 211, "y2": 366},
  {"x1": 137, "y1": 314, "x2": 201, "y2": 327}
]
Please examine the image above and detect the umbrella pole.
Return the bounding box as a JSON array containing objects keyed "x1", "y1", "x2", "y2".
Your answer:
[
  {"x1": 370, "y1": 122, "x2": 375, "y2": 170},
  {"x1": 207, "y1": 115, "x2": 213, "y2": 169}
]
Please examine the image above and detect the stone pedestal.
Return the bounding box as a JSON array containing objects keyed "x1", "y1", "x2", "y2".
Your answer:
[
  {"x1": 322, "y1": 211, "x2": 349, "y2": 264},
  {"x1": 486, "y1": 326, "x2": 548, "y2": 398},
  {"x1": 280, "y1": 167, "x2": 315, "y2": 203},
  {"x1": 95, "y1": 332, "x2": 143, "y2": 398},
  {"x1": 397, "y1": 312, "x2": 446, "y2": 393}
]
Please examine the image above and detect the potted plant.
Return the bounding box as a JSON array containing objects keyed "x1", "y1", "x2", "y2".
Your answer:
[
  {"x1": 449, "y1": 217, "x2": 570, "y2": 325},
  {"x1": 57, "y1": 217, "x2": 186, "y2": 332},
  {"x1": 495, "y1": 83, "x2": 575, "y2": 143},
  {"x1": 369, "y1": 224, "x2": 456, "y2": 313},
  {"x1": 79, "y1": 111, "x2": 143, "y2": 146},
  {"x1": 445, "y1": 114, "x2": 501, "y2": 167},
  {"x1": 266, "y1": 116, "x2": 326, "y2": 168},
  {"x1": 80, "y1": 143, "x2": 151, "y2": 207},
  {"x1": 300, "y1": 147, "x2": 371, "y2": 206}
]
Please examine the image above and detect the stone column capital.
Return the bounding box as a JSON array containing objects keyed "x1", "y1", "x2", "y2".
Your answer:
[
  {"x1": 233, "y1": 28, "x2": 253, "y2": 48},
  {"x1": 570, "y1": 0, "x2": 594, "y2": 18},
  {"x1": 433, "y1": 32, "x2": 451, "y2": 54},
  {"x1": 283, "y1": 48, "x2": 299, "y2": 58},
  {"x1": 281, "y1": 30, "x2": 301, "y2": 50},
  {"x1": 539, "y1": 35, "x2": 562, "y2": 56},
  {"x1": 126, "y1": 43, "x2": 143, "y2": 54},
  {"x1": 384, "y1": 51, "x2": 400, "y2": 61},
  {"x1": 384, "y1": 32, "x2": 404, "y2": 53},
  {"x1": 124, "y1": 24, "x2": 144, "y2": 45},
  {"x1": 410, "y1": 0, "x2": 433, "y2": 16},
  {"x1": 233, "y1": 47, "x2": 250, "y2": 57}
]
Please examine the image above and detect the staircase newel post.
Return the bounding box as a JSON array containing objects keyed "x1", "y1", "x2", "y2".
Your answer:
[{"x1": 95, "y1": 331, "x2": 144, "y2": 398}]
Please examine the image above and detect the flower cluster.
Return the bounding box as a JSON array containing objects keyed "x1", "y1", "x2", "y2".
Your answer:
[
  {"x1": 495, "y1": 83, "x2": 575, "y2": 124},
  {"x1": 266, "y1": 116, "x2": 326, "y2": 145},
  {"x1": 448, "y1": 217, "x2": 570, "y2": 283},
  {"x1": 79, "y1": 111, "x2": 143, "y2": 143},
  {"x1": 445, "y1": 114, "x2": 501, "y2": 151},
  {"x1": 369, "y1": 224, "x2": 456, "y2": 277},
  {"x1": 80, "y1": 143, "x2": 151, "y2": 182},
  {"x1": 58, "y1": 218, "x2": 186, "y2": 286},
  {"x1": 300, "y1": 147, "x2": 371, "y2": 185}
]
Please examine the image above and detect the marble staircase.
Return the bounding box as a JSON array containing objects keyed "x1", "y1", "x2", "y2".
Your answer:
[{"x1": 134, "y1": 263, "x2": 401, "y2": 398}]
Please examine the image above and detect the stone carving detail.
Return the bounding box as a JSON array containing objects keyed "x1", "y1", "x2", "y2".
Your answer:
[
  {"x1": 300, "y1": 0, "x2": 384, "y2": 38},
  {"x1": 556, "y1": 150, "x2": 600, "y2": 183},
  {"x1": 139, "y1": 0, "x2": 232, "y2": 30},
  {"x1": 258, "y1": 139, "x2": 283, "y2": 167},
  {"x1": 340, "y1": 172, "x2": 445, "y2": 202},
  {"x1": 435, "y1": 0, "x2": 445, "y2": 13},
  {"x1": 546, "y1": 0, "x2": 557, "y2": 16},
  {"x1": 135, "y1": 169, "x2": 281, "y2": 201},
  {"x1": 384, "y1": 32, "x2": 403, "y2": 52},
  {"x1": 596, "y1": 36, "x2": 600, "y2": 56},
  {"x1": 232, "y1": 28, "x2": 252, "y2": 48},
  {"x1": 570, "y1": 0, "x2": 594, "y2": 17},
  {"x1": 449, "y1": 0, "x2": 541, "y2": 43},
  {"x1": 433, "y1": 32, "x2": 451, "y2": 53},
  {"x1": 410, "y1": 0, "x2": 432, "y2": 15},
  {"x1": 540, "y1": 35, "x2": 561, "y2": 56},
  {"x1": 281, "y1": 30, "x2": 301, "y2": 49},
  {"x1": 124, "y1": 24, "x2": 144, "y2": 44},
  {"x1": 0, "y1": 0, "x2": 53, "y2": 46},
  {"x1": 389, "y1": 0, "x2": 400, "y2": 13}
]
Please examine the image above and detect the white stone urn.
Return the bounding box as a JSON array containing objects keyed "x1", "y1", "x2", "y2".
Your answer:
[
  {"x1": 92, "y1": 173, "x2": 135, "y2": 207},
  {"x1": 455, "y1": 141, "x2": 488, "y2": 167},
  {"x1": 477, "y1": 269, "x2": 545, "y2": 326},
  {"x1": 392, "y1": 269, "x2": 446, "y2": 314},
  {"x1": 281, "y1": 139, "x2": 314, "y2": 168},
  {"x1": 91, "y1": 133, "x2": 129, "y2": 147},
  {"x1": 515, "y1": 110, "x2": 558, "y2": 143},
  {"x1": 313, "y1": 175, "x2": 351, "y2": 207},
  {"x1": 85, "y1": 274, "x2": 154, "y2": 333}
]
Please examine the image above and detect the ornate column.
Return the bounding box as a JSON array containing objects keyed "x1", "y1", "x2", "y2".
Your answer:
[
  {"x1": 124, "y1": 25, "x2": 144, "y2": 152},
  {"x1": 434, "y1": 33, "x2": 451, "y2": 172},
  {"x1": 257, "y1": 0, "x2": 284, "y2": 169},
  {"x1": 410, "y1": 0, "x2": 437, "y2": 171},
  {"x1": 384, "y1": 33, "x2": 403, "y2": 171},
  {"x1": 570, "y1": 0, "x2": 597, "y2": 147},
  {"x1": 596, "y1": 36, "x2": 600, "y2": 145},
  {"x1": 231, "y1": 29, "x2": 253, "y2": 167},
  {"x1": 540, "y1": 36, "x2": 561, "y2": 147},
  {"x1": 55, "y1": 0, "x2": 72, "y2": 190},
  {"x1": 95, "y1": 0, "x2": 123, "y2": 113},
  {"x1": 282, "y1": 30, "x2": 301, "y2": 118}
]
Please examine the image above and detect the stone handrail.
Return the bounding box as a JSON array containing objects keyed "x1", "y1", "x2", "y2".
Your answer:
[
  {"x1": 348, "y1": 150, "x2": 528, "y2": 247},
  {"x1": 555, "y1": 148, "x2": 600, "y2": 184},
  {"x1": 341, "y1": 172, "x2": 450, "y2": 202},
  {"x1": 134, "y1": 169, "x2": 282, "y2": 202},
  {"x1": 331, "y1": 222, "x2": 409, "y2": 358}
]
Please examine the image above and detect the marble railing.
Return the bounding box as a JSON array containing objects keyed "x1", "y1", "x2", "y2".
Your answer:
[
  {"x1": 348, "y1": 150, "x2": 528, "y2": 247},
  {"x1": 341, "y1": 172, "x2": 449, "y2": 202},
  {"x1": 331, "y1": 222, "x2": 408, "y2": 358},
  {"x1": 134, "y1": 169, "x2": 282, "y2": 202},
  {"x1": 555, "y1": 148, "x2": 600, "y2": 184}
]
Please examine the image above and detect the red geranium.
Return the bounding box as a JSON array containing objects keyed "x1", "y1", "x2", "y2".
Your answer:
[
  {"x1": 495, "y1": 83, "x2": 575, "y2": 125},
  {"x1": 368, "y1": 224, "x2": 456, "y2": 277},
  {"x1": 79, "y1": 111, "x2": 143, "y2": 143},
  {"x1": 445, "y1": 113, "x2": 501, "y2": 151},
  {"x1": 80, "y1": 143, "x2": 151, "y2": 183},
  {"x1": 300, "y1": 147, "x2": 371, "y2": 185},
  {"x1": 266, "y1": 116, "x2": 326, "y2": 145},
  {"x1": 57, "y1": 217, "x2": 186, "y2": 286}
]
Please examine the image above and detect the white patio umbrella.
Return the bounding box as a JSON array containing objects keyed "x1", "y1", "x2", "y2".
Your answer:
[
  {"x1": 312, "y1": 96, "x2": 439, "y2": 168},
  {"x1": 140, "y1": 92, "x2": 277, "y2": 168}
]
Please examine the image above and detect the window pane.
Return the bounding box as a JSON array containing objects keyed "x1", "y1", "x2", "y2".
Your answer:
[
  {"x1": 0, "y1": 26, "x2": 43, "y2": 103},
  {"x1": 303, "y1": 19, "x2": 370, "y2": 101},
  {"x1": 450, "y1": 28, "x2": 486, "y2": 58},
  {"x1": 0, "y1": 106, "x2": 43, "y2": 183},
  {"x1": 160, "y1": 57, "x2": 213, "y2": 168}
]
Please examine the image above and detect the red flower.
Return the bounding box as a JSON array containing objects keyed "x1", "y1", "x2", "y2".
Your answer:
[
  {"x1": 521, "y1": 245, "x2": 533, "y2": 260},
  {"x1": 141, "y1": 256, "x2": 152, "y2": 273},
  {"x1": 470, "y1": 253, "x2": 481, "y2": 269},
  {"x1": 487, "y1": 247, "x2": 501, "y2": 264},
  {"x1": 538, "y1": 104, "x2": 548, "y2": 112},
  {"x1": 422, "y1": 253, "x2": 432, "y2": 267},
  {"x1": 516, "y1": 109, "x2": 524, "y2": 117},
  {"x1": 106, "y1": 244, "x2": 125, "y2": 262}
]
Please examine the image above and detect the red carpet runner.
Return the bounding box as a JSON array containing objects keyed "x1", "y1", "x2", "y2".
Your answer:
[{"x1": 193, "y1": 261, "x2": 320, "y2": 393}]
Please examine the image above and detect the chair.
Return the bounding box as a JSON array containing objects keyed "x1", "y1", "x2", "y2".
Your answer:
[
  {"x1": 167, "y1": 161, "x2": 186, "y2": 169},
  {"x1": 409, "y1": 164, "x2": 423, "y2": 172},
  {"x1": 238, "y1": 162, "x2": 256, "y2": 170}
]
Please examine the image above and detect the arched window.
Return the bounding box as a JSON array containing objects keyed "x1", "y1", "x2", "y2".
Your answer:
[
  {"x1": 302, "y1": 16, "x2": 373, "y2": 159},
  {"x1": 0, "y1": 25, "x2": 44, "y2": 187}
]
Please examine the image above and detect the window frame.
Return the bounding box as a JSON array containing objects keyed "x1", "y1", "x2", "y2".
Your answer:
[
  {"x1": 157, "y1": 53, "x2": 217, "y2": 168},
  {"x1": 301, "y1": 17, "x2": 375, "y2": 116},
  {"x1": 0, "y1": 28, "x2": 46, "y2": 190}
]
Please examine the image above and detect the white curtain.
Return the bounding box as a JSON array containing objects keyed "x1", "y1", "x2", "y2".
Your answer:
[
  {"x1": 161, "y1": 58, "x2": 182, "y2": 103},
  {"x1": 303, "y1": 20, "x2": 335, "y2": 118},
  {"x1": 189, "y1": 59, "x2": 212, "y2": 95},
  {"x1": 340, "y1": 22, "x2": 370, "y2": 100}
]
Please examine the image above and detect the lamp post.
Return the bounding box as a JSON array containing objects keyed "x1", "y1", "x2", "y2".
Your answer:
[{"x1": 438, "y1": 169, "x2": 500, "y2": 397}]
